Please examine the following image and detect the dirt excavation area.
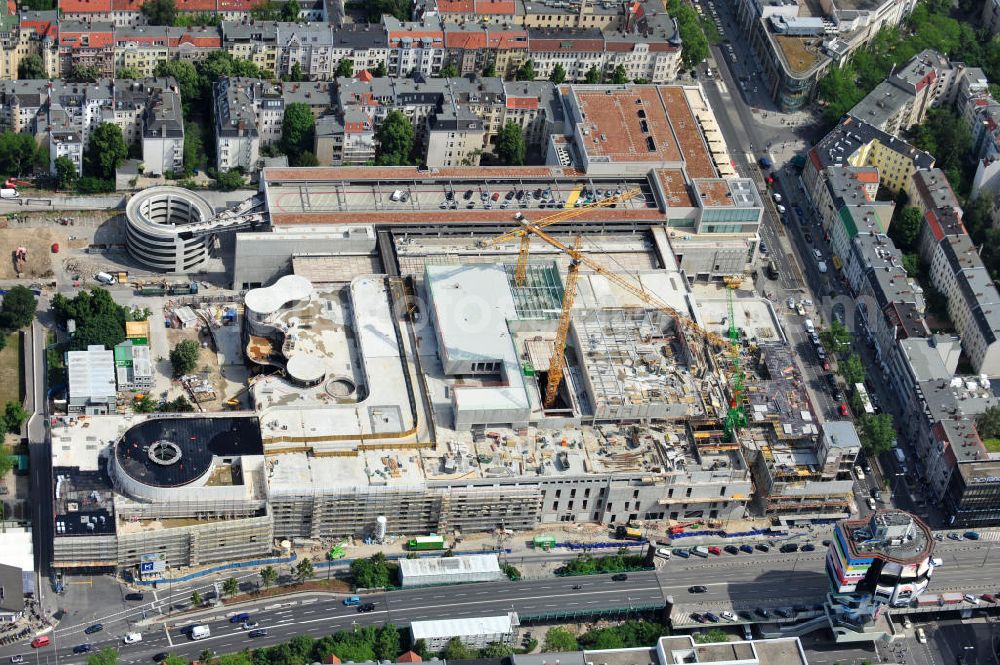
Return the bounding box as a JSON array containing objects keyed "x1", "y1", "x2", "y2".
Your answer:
[{"x1": 0, "y1": 226, "x2": 83, "y2": 280}]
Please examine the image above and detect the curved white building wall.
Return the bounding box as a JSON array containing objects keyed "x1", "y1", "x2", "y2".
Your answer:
[{"x1": 125, "y1": 187, "x2": 216, "y2": 273}]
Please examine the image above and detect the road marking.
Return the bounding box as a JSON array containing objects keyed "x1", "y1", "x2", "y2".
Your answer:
[{"x1": 164, "y1": 624, "x2": 173, "y2": 647}]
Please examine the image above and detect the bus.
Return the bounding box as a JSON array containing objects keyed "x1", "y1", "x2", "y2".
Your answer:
[
  {"x1": 407, "y1": 535, "x2": 445, "y2": 551},
  {"x1": 854, "y1": 382, "x2": 875, "y2": 415}
]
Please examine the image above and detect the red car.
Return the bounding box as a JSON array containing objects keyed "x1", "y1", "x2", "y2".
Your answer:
[
  {"x1": 839, "y1": 404, "x2": 849, "y2": 417},
  {"x1": 708, "y1": 546, "x2": 721, "y2": 555}
]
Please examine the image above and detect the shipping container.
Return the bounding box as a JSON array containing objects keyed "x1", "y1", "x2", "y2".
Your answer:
[
  {"x1": 916, "y1": 594, "x2": 940, "y2": 607},
  {"x1": 941, "y1": 593, "x2": 964, "y2": 605}
]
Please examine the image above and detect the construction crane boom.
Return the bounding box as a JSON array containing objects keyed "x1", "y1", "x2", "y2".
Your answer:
[
  {"x1": 479, "y1": 189, "x2": 642, "y2": 285},
  {"x1": 520, "y1": 222, "x2": 729, "y2": 348},
  {"x1": 544, "y1": 236, "x2": 583, "y2": 408}
]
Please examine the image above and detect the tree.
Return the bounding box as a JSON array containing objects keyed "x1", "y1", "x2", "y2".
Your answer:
[
  {"x1": 694, "y1": 628, "x2": 729, "y2": 644},
  {"x1": 611, "y1": 64, "x2": 628, "y2": 84},
  {"x1": 336, "y1": 58, "x2": 354, "y2": 78},
  {"x1": 213, "y1": 168, "x2": 245, "y2": 191},
  {"x1": 374, "y1": 110, "x2": 414, "y2": 166},
  {"x1": 86, "y1": 648, "x2": 119, "y2": 665},
  {"x1": 667, "y1": 0, "x2": 708, "y2": 67},
  {"x1": 298, "y1": 151, "x2": 319, "y2": 167},
  {"x1": 0, "y1": 132, "x2": 41, "y2": 177},
  {"x1": 481, "y1": 643, "x2": 514, "y2": 658},
  {"x1": 281, "y1": 0, "x2": 300, "y2": 20},
  {"x1": 495, "y1": 122, "x2": 526, "y2": 166},
  {"x1": 116, "y1": 66, "x2": 143, "y2": 79},
  {"x1": 289, "y1": 61, "x2": 304, "y2": 82},
  {"x1": 820, "y1": 320, "x2": 851, "y2": 356},
  {"x1": 0, "y1": 286, "x2": 37, "y2": 330},
  {"x1": 441, "y1": 637, "x2": 477, "y2": 660},
  {"x1": 373, "y1": 62, "x2": 387, "y2": 77},
  {"x1": 516, "y1": 58, "x2": 535, "y2": 81},
  {"x1": 838, "y1": 353, "x2": 865, "y2": 386},
  {"x1": 69, "y1": 64, "x2": 101, "y2": 83},
  {"x1": 134, "y1": 394, "x2": 157, "y2": 413},
  {"x1": 585, "y1": 66, "x2": 602, "y2": 84},
  {"x1": 155, "y1": 61, "x2": 199, "y2": 115},
  {"x1": 52, "y1": 289, "x2": 130, "y2": 351},
  {"x1": 549, "y1": 63, "x2": 566, "y2": 84},
  {"x1": 439, "y1": 63, "x2": 458, "y2": 78},
  {"x1": 169, "y1": 339, "x2": 199, "y2": 377},
  {"x1": 350, "y1": 552, "x2": 394, "y2": 589},
  {"x1": 501, "y1": 562, "x2": 521, "y2": 580},
  {"x1": 190, "y1": 590, "x2": 203, "y2": 606},
  {"x1": 261, "y1": 565, "x2": 278, "y2": 588},
  {"x1": 859, "y1": 413, "x2": 896, "y2": 455},
  {"x1": 543, "y1": 627, "x2": 578, "y2": 652},
  {"x1": 84, "y1": 123, "x2": 127, "y2": 180},
  {"x1": 142, "y1": 0, "x2": 176, "y2": 24},
  {"x1": 223, "y1": 576, "x2": 239, "y2": 597},
  {"x1": 55, "y1": 156, "x2": 78, "y2": 190},
  {"x1": 374, "y1": 624, "x2": 400, "y2": 661},
  {"x1": 979, "y1": 406, "x2": 1000, "y2": 439},
  {"x1": 295, "y1": 557, "x2": 315, "y2": 582},
  {"x1": 889, "y1": 206, "x2": 923, "y2": 253},
  {"x1": 17, "y1": 54, "x2": 46, "y2": 80},
  {"x1": 281, "y1": 103, "x2": 316, "y2": 166},
  {"x1": 249, "y1": 0, "x2": 280, "y2": 19},
  {"x1": 482, "y1": 61, "x2": 496, "y2": 77},
  {"x1": 160, "y1": 395, "x2": 194, "y2": 412},
  {"x1": 182, "y1": 122, "x2": 204, "y2": 176},
  {"x1": 4, "y1": 402, "x2": 28, "y2": 433}
]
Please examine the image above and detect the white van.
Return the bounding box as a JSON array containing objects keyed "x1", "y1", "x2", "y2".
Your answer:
[
  {"x1": 190, "y1": 625, "x2": 210, "y2": 640},
  {"x1": 803, "y1": 319, "x2": 815, "y2": 334},
  {"x1": 123, "y1": 632, "x2": 142, "y2": 645},
  {"x1": 94, "y1": 272, "x2": 115, "y2": 285}
]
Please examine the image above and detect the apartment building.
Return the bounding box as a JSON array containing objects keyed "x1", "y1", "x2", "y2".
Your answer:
[
  {"x1": 326, "y1": 75, "x2": 563, "y2": 166},
  {"x1": 221, "y1": 21, "x2": 279, "y2": 74},
  {"x1": 140, "y1": 83, "x2": 184, "y2": 175},
  {"x1": 442, "y1": 23, "x2": 528, "y2": 78},
  {"x1": 733, "y1": 0, "x2": 919, "y2": 112},
  {"x1": 385, "y1": 17, "x2": 445, "y2": 77},
  {"x1": 19, "y1": 11, "x2": 59, "y2": 79},
  {"x1": 59, "y1": 21, "x2": 115, "y2": 80},
  {"x1": 276, "y1": 22, "x2": 386, "y2": 80},
  {"x1": 113, "y1": 26, "x2": 220, "y2": 77}
]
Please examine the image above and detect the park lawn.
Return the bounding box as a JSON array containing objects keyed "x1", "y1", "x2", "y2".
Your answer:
[
  {"x1": 985, "y1": 438, "x2": 1000, "y2": 453},
  {"x1": 0, "y1": 332, "x2": 22, "y2": 407}
]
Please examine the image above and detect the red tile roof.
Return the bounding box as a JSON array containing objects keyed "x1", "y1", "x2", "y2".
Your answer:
[
  {"x1": 112, "y1": 0, "x2": 144, "y2": 11},
  {"x1": 505, "y1": 96, "x2": 537, "y2": 110},
  {"x1": 357, "y1": 69, "x2": 373, "y2": 81},
  {"x1": 530, "y1": 37, "x2": 603, "y2": 52},
  {"x1": 490, "y1": 30, "x2": 527, "y2": 48},
  {"x1": 174, "y1": 0, "x2": 217, "y2": 11},
  {"x1": 21, "y1": 16, "x2": 57, "y2": 38},
  {"x1": 445, "y1": 30, "x2": 485, "y2": 49},
  {"x1": 174, "y1": 31, "x2": 221, "y2": 47},
  {"x1": 60, "y1": 26, "x2": 114, "y2": 48},
  {"x1": 397, "y1": 652, "x2": 422, "y2": 663},
  {"x1": 437, "y1": 0, "x2": 474, "y2": 12},
  {"x1": 60, "y1": 0, "x2": 112, "y2": 13},
  {"x1": 474, "y1": 0, "x2": 515, "y2": 14}
]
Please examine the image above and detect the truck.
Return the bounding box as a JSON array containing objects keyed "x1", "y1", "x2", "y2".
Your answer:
[
  {"x1": 916, "y1": 594, "x2": 941, "y2": 607},
  {"x1": 941, "y1": 592, "x2": 964, "y2": 605},
  {"x1": 407, "y1": 535, "x2": 445, "y2": 551},
  {"x1": 818, "y1": 261, "x2": 828, "y2": 274},
  {"x1": 615, "y1": 525, "x2": 644, "y2": 541},
  {"x1": 189, "y1": 625, "x2": 210, "y2": 640},
  {"x1": 1, "y1": 188, "x2": 19, "y2": 199}
]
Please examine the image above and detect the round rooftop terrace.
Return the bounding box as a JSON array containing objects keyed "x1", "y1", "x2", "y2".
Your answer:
[
  {"x1": 111, "y1": 417, "x2": 263, "y2": 499},
  {"x1": 244, "y1": 274, "x2": 314, "y2": 317}
]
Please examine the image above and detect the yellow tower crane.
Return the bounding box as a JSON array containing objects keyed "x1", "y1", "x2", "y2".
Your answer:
[
  {"x1": 504, "y1": 220, "x2": 730, "y2": 408},
  {"x1": 479, "y1": 188, "x2": 641, "y2": 285}
]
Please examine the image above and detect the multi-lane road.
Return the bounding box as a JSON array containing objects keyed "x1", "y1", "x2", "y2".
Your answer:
[{"x1": 9, "y1": 536, "x2": 1000, "y2": 665}]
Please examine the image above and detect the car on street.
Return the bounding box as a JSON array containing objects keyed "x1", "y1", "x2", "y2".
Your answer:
[
  {"x1": 740, "y1": 544, "x2": 754, "y2": 554},
  {"x1": 779, "y1": 543, "x2": 798, "y2": 553},
  {"x1": 812, "y1": 248, "x2": 823, "y2": 260},
  {"x1": 902, "y1": 617, "x2": 912, "y2": 629},
  {"x1": 10, "y1": 657, "x2": 23, "y2": 664},
  {"x1": 801, "y1": 543, "x2": 816, "y2": 552},
  {"x1": 708, "y1": 546, "x2": 721, "y2": 555},
  {"x1": 916, "y1": 627, "x2": 927, "y2": 644},
  {"x1": 775, "y1": 608, "x2": 793, "y2": 618},
  {"x1": 84, "y1": 624, "x2": 103, "y2": 635},
  {"x1": 724, "y1": 545, "x2": 739, "y2": 555},
  {"x1": 721, "y1": 611, "x2": 736, "y2": 622},
  {"x1": 248, "y1": 629, "x2": 268, "y2": 639},
  {"x1": 230, "y1": 613, "x2": 251, "y2": 624},
  {"x1": 787, "y1": 297, "x2": 796, "y2": 310},
  {"x1": 689, "y1": 586, "x2": 708, "y2": 593},
  {"x1": 704, "y1": 612, "x2": 721, "y2": 623},
  {"x1": 822, "y1": 540, "x2": 832, "y2": 546},
  {"x1": 125, "y1": 592, "x2": 145, "y2": 601},
  {"x1": 776, "y1": 204, "x2": 786, "y2": 214},
  {"x1": 611, "y1": 573, "x2": 628, "y2": 581},
  {"x1": 73, "y1": 645, "x2": 92, "y2": 655},
  {"x1": 673, "y1": 548, "x2": 691, "y2": 558},
  {"x1": 965, "y1": 531, "x2": 981, "y2": 540},
  {"x1": 754, "y1": 607, "x2": 770, "y2": 618},
  {"x1": 358, "y1": 603, "x2": 376, "y2": 613},
  {"x1": 804, "y1": 232, "x2": 813, "y2": 243},
  {"x1": 839, "y1": 404, "x2": 849, "y2": 417},
  {"x1": 690, "y1": 613, "x2": 706, "y2": 623},
  {"x1": 755, "y1": 543, "x2": 770, "y2": 552},
  {"x1": 241, "y1": 621, "x2": 259, "y2": 630},
  {"x1": 948, "y1": 532, "x2": 961, "y2": 540}
]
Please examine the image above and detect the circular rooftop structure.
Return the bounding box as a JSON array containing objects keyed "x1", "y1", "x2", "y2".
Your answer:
[
  {"x1": 286, "y1": 352, "x2": 326, "y2": 387},
  {"x1": 244, "y1": 275, "x2": 314, "y2": 317},
  {"x1": 125, "y1": 186, "x2": 216, "y2": 273},
  {"x1": 110, "y1": 416, "x2": 263, "y2": 501}
]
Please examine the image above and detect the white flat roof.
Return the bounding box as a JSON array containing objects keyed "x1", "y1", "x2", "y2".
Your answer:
[
  {"x1": 244, "y1": 274, "x2": 313, "y2": 316},
  {"x1": 399, "y1": 553, "x2": 501, "y2": 579},
  {"x1": 0, "y1": 527, "x2": 33, "y2": 572},
  {"x1": 411, "y1": 614, "x2": 515, "y2": 640},
  {"x1": 67, "y1": 345, "x2": 116, "y2": 400}
]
